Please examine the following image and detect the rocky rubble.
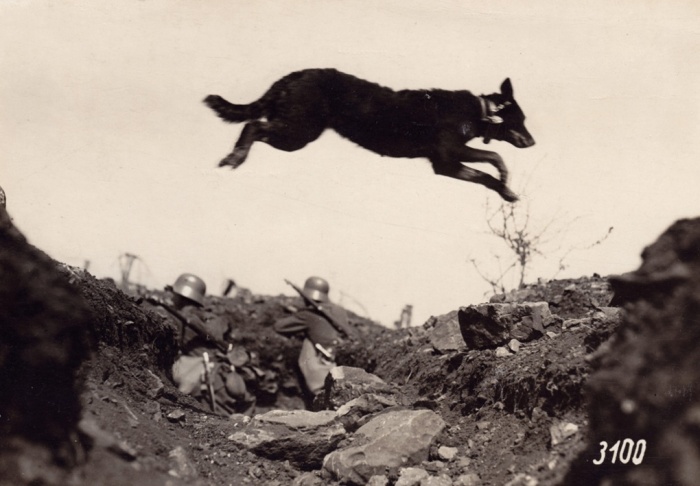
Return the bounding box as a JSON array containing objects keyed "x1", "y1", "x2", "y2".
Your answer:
[
  {"x1": 3, "y1": 203, "x2": 700, "y2": 485},
  {"x1": 457, "y1": 302, "x2": 558, "y2": 349}
]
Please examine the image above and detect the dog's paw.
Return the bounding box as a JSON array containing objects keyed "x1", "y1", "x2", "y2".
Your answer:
[
  {"x1": 500, "y1": 187, "x2": 519, "y2": 203},
  {"x1": 218, "y1": 158, "x2": 237, "y2": 169},
  {"x1": 218, "y1": 153, "x2": 245, "y2": 169}
]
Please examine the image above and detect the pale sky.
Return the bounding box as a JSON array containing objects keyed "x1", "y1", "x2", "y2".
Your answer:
[{"x1": 2, "y1": 1, "x2": 699, "y2": 327}]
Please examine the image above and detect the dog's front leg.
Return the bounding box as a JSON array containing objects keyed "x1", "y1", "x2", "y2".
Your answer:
[
  {"x1": 456, "y1": 145, "x2": 509, "y2": 185},
  {"x1": 432, "y1": 160, "x2": 518, "y2": 202},
  {"x1": 432, "y1": 139, "x2": 517, "y2": 201}
]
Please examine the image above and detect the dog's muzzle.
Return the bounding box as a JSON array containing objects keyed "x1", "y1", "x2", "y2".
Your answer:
[{"x1": 508, "y1": 129, "x2": 535, "y2": 148}]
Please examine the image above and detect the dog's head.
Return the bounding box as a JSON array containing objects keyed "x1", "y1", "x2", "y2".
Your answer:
[{"x1": 480, "y1": 79, "x2": 535, "y2": 148}]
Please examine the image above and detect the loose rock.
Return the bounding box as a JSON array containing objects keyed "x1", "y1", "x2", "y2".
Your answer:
[
  {"x1": 549, "y1": 422, "x2": 579, "y2": 446},
  {"x1": 228, "y1": 409, "x2": 346, "y2": 468},
  {"x1": 428, "y1": 310, "x2": 466, "y2": 353},
  {"x1": 167, "y1": 446, "x2": 198, "y2": 480},
  {"x1": 395, "y1": 467, "x2": 429, "y2": 486},
  {"x1": 323, "y1": 409, "x2": 446, "y2": 485},
  {"x1": 166, "y1": 409, "x2": 186, "y2": 423},
  {"x1": 458, "y1": 302, "x2": 553, "y2": 349},
  {"x1": 454, "y1": 472, "x2": 481, "y2": 486},
  {"x1": 314, "y1": 366, "x2": 396, "y2": 411},
  {"x1": 437, "y1": 446, "x2": 458, "y2": 461}
]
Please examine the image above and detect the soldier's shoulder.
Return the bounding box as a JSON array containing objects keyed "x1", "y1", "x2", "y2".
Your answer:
[{"x1": 324, "y1": 302, "x2": 349, "y2": 319}]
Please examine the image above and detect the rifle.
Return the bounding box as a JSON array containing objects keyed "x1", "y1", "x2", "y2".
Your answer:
[
  {"x1": 145, "y1": 298, "x2": 240, "y2": 416},
  {"x1": 202, "y1": 353, "x2": 239, "y2": 416},
  {"x1": 202, "y1": 352, "x2": 217, "y2": 412},
  {"x1": 146, "y1": 297, "x2": 229, "y2": 353},
  {"x1": 284, "y1": 279, "x2": 353, "y2": 339}
]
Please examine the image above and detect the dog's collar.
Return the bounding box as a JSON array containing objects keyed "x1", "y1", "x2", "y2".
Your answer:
[
  {"x1": 478, "y1": 96, "x2": 504, "y2": 125},
  {"x1": 478, "y1": 96, "x2": 510, "y2": 144}
]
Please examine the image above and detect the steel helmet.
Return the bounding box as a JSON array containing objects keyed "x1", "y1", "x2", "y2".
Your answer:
[
  {"x1": 172, "y1": 273, "x2": 206, "y2": 306},
  {"x1": 303, "y1": 276, "x2": 330, "y2": 302}
]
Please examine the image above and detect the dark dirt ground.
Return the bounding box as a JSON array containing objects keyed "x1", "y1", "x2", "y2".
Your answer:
[
  {"x1": 65, "y1": 275, "x2": 612, "y2": 486},
  {"x1": 3, "y1": 205, "x2": 699, "y2": 486}
]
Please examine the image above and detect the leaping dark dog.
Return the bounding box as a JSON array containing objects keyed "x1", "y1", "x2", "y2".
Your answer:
[{"x1": 204, "y1": 68, "x2": 535, "y2": 202}]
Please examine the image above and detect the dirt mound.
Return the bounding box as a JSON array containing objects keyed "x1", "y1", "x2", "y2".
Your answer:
[
  {"x1": 564, "y1": 217, "x2": 700, "y2": 486},
  {"x1": 0, "y1": 208, "x2": 92, "y2": 486},
  {"x1": 11, "y1": 204, "x2": 697, "y2": 485}
]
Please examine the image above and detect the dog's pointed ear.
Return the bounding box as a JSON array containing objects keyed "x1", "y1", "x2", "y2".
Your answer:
[{"x1": 500, "y1": 78, "x2": 513, "y2": 99}]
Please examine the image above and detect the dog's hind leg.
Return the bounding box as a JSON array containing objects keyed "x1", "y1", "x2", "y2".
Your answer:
[
  {"x1": 219, "y1": 121, "x2": 263, "y2": 168},
  {"x1": 219, "y1": 120, "x2": 325, "y2": 168},
  {"x1": 431, "y1": 159, "x2": 518, "y2": 202}
]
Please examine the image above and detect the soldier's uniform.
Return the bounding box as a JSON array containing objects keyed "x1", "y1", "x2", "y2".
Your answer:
[
  {"x1": 274, "y1": 277, "x2": 353, "y2": 394},
  {"x1": 145, "y1": 274, "x2": 255, "y2": 414}
]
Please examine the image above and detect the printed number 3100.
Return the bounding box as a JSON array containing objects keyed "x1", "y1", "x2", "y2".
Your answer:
[{"x1": 593, "y1": 439, "x2": 646, "y2": 465}]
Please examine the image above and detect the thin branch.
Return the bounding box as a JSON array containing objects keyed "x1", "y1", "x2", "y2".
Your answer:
[{"x1": 475, "y1": 194, "x2": 613, "y2": 294}]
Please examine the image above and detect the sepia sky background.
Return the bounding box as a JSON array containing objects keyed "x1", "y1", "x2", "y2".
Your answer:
[{"x1": 2, "y1": 0, "x2": 699, "y2": 326}]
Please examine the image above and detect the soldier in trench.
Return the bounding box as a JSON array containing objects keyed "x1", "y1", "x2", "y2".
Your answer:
[
  {"x1": 143, "y1": 273, "x2": 256, "y2": 415},
  {"x1": 274, "y1": 276, "x2": 355, "y2": 404}
]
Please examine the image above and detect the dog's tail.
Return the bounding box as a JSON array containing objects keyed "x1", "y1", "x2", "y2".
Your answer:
[{"x1": 203, "y1": 95, "x2": 264, "y2": 123}]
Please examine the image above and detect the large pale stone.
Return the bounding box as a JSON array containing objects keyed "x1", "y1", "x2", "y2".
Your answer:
[
  {"x1": 323, "y1": 409, "x2": 446, "y2": 485},
  {"x1": 256, "y1": 409, "x2": 337, "y2": 429},
  {"x1": 336, "y1": 394, "x2": 399, "y2": 432},
  {"x1": 228, "y1": 409, "x2": 345, "y2": 468},
  {"x1": 429, "y1": 310, "x2": 467, "y2": 353}
]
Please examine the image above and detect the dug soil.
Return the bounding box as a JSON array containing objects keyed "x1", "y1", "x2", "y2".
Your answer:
[{"x1": 4, "y1": 206, "x2": 699, "y2": 486}]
